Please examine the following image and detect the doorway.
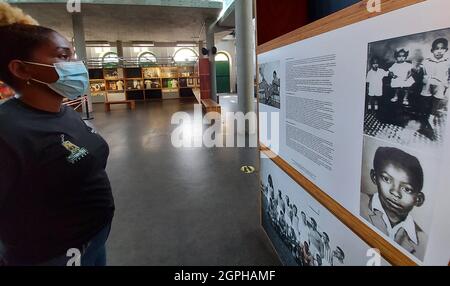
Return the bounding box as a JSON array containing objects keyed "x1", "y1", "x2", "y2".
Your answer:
[{"x1": 215, "y1": 52, "x2": 231, "y2": 94}]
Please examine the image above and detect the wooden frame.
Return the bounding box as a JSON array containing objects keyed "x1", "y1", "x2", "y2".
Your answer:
[
  {"x1": 255, "y1": 0, "x2": 428, "y2": 266},
  {"x1": 257, "y1": 0, "x2": 425, "y2": 55}
]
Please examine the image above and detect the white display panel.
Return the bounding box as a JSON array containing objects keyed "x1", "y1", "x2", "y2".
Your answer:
[{"x1": 258, "y1": 0, "x2": 450, "y2": 265}]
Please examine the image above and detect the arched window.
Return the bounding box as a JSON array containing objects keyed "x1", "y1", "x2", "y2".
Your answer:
[
  {"x1": 215, "y1": 52, "x2": 229, "y2": 62},
  {"x1": 102, "y1": 52, "x2": 119, "y2": 67},
  {"x1": 139, "y1": 52, "x2": 157, "y2": 66},
  {"x1": 173, "y1": 48, "x2": 198, "y2": 63}
]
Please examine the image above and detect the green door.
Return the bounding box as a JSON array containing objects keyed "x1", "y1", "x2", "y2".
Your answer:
[{"x1": 216, "y1": 60, "x2": 230, "y2": 94}]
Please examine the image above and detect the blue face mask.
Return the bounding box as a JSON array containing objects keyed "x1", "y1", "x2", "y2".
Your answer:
[{"x1": 24, "y1": 61, "x2": 89, "y2": 100}]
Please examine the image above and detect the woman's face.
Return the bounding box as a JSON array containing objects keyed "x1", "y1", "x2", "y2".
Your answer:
[{"x1": 25, "y1": 31, "x2": 74, "y2": 84}]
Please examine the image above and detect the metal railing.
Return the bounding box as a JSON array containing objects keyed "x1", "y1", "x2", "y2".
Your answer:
[
  {"x1": 86, "y1": 57, "x2": 199, "y2": 69},
  {"x1": 63, "y1": 95, "x2": 93, "y2": 120}
]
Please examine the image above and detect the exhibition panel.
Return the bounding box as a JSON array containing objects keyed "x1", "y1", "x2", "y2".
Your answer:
[{"x1": 257, "y1": 0, "x2": 450, "y2": 266}]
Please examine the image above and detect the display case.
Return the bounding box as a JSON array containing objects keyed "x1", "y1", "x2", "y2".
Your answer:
[
  {"x1": 106, "y1": 80, "x2": 125, "y2": 92},
  {"x1": 145, "y1": 89, "x2": 163, "y2": 100},
  {"x1": 90, "y1": 80, "x2": 106, "y2": 93},
  {"x1": 142, "y1": 67, "x2": 161, "y2": 79},
  {"x1": 126, "y1": 79, "x2": 144, "y2": 90},
  {"x1": 124, "y1": 67, "x2": 142, "y2": 79},
  {"x1": 89, "y1": 68, "x2": 104, "y2": 80},
  {"x1": 103, "y1": 68, "x2": 124, "y2": 80},
  {"x1": 186, "y1": 78, "x2": 195, "y2": 88},
  {"x1": 106, "y1": 92, "x2": 126, "y2": 102},
  {"x1": 88, "y1": 64, "x2": 198, "y2": 103},
  {"x1": 162, "y1": 78, "x2": 179, "y2": 89},
  {"x1": 178, "y1": 65, "x2": 195, "y2": 77},
  {"x1": 160, "y1": 66, "x2": 178, "y2": 78},
  {"x1": 178, "y1": 78, "x2": 188, "y2": 88},
  {"x1": 162, "y1": 88, "x2": 179, "y2": 100},
  {"x1": 144, "y1": 79, "x2": 161, "y2": 89}
]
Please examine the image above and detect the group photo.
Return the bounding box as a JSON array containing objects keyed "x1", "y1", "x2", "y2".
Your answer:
[{"x1": 364, "y1": 28, "x2": 450, "y2": 148}]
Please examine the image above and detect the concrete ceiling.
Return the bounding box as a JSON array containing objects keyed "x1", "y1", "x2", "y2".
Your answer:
[
  {"x1": 218, "y1": 1, "x2": 234, "y2": 28},
  {"x1": 8, "y1": 0, "x2": 223, "y2": 9},
  {"x1": 14, "y1": 3, "x2": 223, "y2": 42}
]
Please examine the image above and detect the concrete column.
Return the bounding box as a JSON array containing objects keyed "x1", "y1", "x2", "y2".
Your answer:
[
  {"x1": 235, "y1": 0, "x2": 254, "y2": 115},
  {"x1": 198, "y1": 41, "x2": 204, "y2": 59},
  {"x1": 116, "y1": 40, "x2": 124, "y2": 66},
  {"x1": 206, "y1": 20, "x2": 217, "y2": 102},
  {"x1": 72, "y1": 12, "x2": 93, "y2": 115}
]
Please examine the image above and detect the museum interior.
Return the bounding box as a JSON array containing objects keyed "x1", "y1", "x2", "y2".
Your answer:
[{"x1": 0, "y1": 0, "x2": 449, "y2": 267}]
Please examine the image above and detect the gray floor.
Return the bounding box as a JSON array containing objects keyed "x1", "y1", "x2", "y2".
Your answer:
[{"x1": 89, "y1": 96, "x2": 280, "y2": 266}]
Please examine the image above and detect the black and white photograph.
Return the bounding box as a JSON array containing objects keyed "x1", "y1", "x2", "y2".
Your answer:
[
  {"x1": 360, "y1": 135, "x2": 439, "y2": 262},
  {"x1": 260, "y1": 156, "x2": 389, "y2": 266},
  {"x1": 258, "y1": 61, "x2": 281, "y2": 109},
  {"x1": 261, "y1": 178, "x2": 345, "y2": 266},
  {"x1": 364, "y1": 28, "x2": 450, "y2": 148}
]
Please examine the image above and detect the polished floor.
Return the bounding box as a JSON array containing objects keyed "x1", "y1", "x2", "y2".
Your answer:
[{"x1": 89, "y1": 96, "x2": 280, "y2": 265}]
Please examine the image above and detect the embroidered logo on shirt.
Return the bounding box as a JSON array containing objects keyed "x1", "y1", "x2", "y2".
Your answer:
[{"x1": 61, "y1": 134, "x2": 89, "y2": 164}]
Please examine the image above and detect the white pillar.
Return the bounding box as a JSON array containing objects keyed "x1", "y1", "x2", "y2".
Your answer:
[
  {"x1": 117, "y1": 40, "x2": 124, "y2": 66},
  {"x1": 206, "y1": 20, "x2": 217, "y2": 102},
  {"x1": 72, "y1": 12, "x2": 93, "y2": 115}
]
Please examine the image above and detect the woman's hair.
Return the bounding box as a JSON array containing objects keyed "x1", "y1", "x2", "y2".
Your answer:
[
  {"x1": 373, "y1": 147, "x2": 424, "y2": 192},
  {"x1": 0, "y1": 2, "x2": 38, "y2": 26},
  {"x1": 0, "y1": 3, "x2": 56, "y2": 89}
]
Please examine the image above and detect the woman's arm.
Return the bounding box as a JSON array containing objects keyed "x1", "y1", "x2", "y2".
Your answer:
[{"x1": 0, "y1": 138, "x2": 19, "y2": 207}]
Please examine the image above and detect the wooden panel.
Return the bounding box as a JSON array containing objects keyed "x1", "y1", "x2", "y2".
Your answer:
[
  {"x1": 256, "y1": 0, "x2": 426, "y2": 54},
  {"x1": 260, "y1": 144, "x2": 417, "y2": 266},
  {"x1": 256, "y1": 0, "x2": 309, "y2": 46},
  {"x1": 199, "y1": 58, "x2": 211, "y2": 100}
]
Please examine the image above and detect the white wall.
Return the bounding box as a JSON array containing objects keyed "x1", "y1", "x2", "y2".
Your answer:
[{"x1": 86, "y1": 46, "x2": 118, "y2": 60}]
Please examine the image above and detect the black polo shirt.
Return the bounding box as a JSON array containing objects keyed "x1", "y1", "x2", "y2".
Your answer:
[{"x1": 0, "y1": 98, "x2": 115, "y2": 265}]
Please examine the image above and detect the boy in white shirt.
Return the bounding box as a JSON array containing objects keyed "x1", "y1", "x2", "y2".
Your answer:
[
  {"x1": 360, "y1": 147, "x2": 427, "y2": 260},
  {"x1": 366, "y1": 57, "x2": 389, "y2": 111}
]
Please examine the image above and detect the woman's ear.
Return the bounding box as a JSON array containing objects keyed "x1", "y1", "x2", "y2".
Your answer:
[
  {"x1": 415, "y1": 192, "x2": 425, "y2": 207},
  {"x1": 8, "y1": 60, "x2": 32, "y2": 81},
  {"x1": 370, "y1": 169, "x2": 377, "y2": 184}
]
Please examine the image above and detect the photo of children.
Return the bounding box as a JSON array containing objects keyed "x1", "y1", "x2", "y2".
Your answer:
[
  {"x1": 258, "y1": 61, "x2": 281, "y2": 109},
  {"x1": 360, "y1": 136, "x2": 439, "y2": 261},
  {"x1": 364, "y1": 28, "x2": 450, "y2": 148}
]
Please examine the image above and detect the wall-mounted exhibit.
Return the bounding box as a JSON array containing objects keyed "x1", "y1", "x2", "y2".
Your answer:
[{"x1": 257, "y1": 0, "x2": 450, "y2": 266}]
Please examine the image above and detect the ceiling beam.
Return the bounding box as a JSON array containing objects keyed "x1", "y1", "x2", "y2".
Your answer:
[{"x1": 6, "y1": 0, "x2": 223, "y2": 9}]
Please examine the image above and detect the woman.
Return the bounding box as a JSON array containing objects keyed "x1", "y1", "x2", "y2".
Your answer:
[{"x1": 0, "y1": 3, "x2": 115, "y2": 266}]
